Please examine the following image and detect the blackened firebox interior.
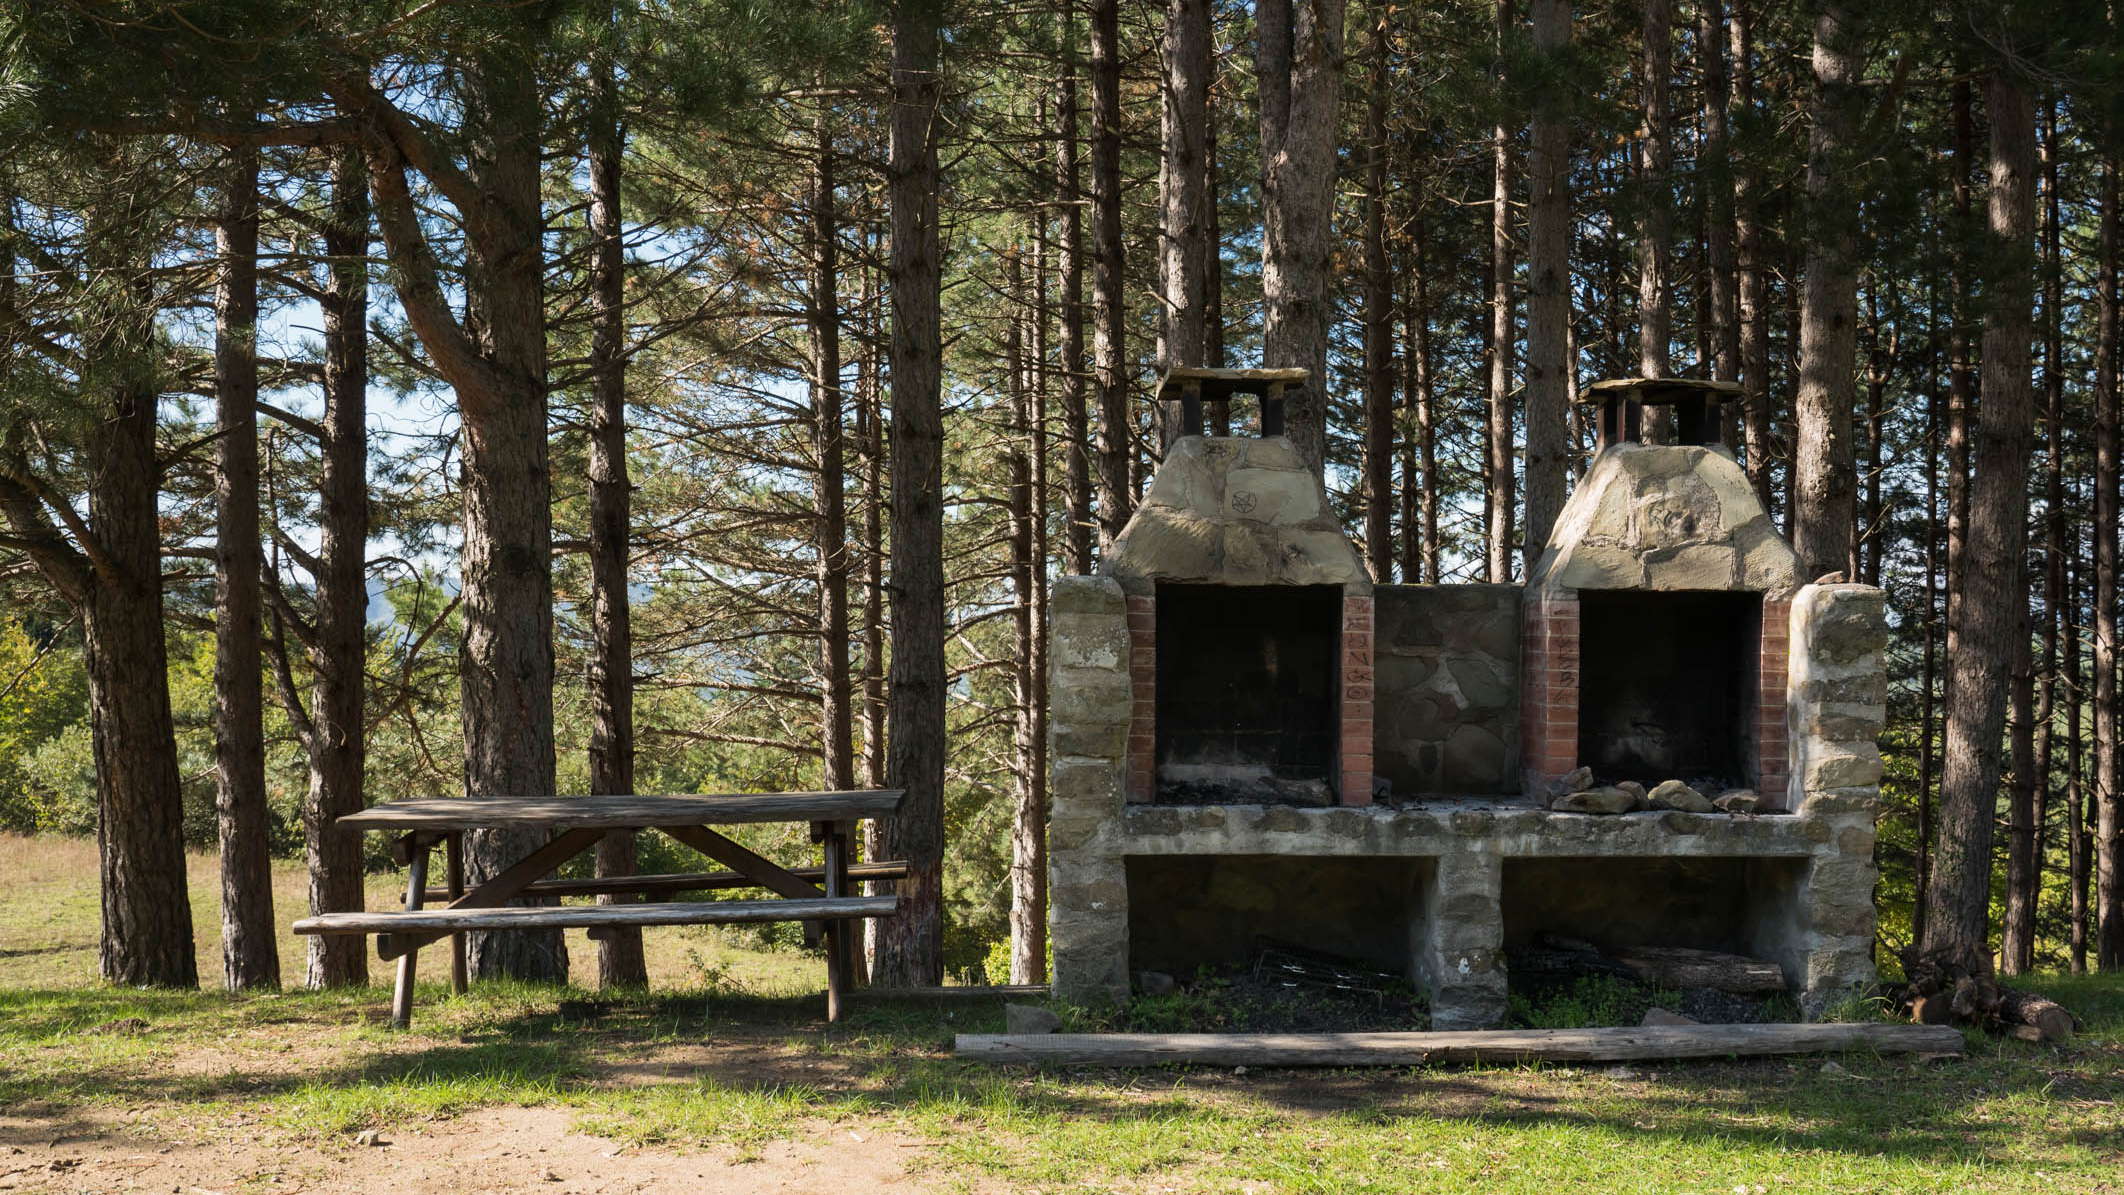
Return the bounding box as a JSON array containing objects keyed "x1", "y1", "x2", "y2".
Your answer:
[
  {"x1": 1154, "y1": 583, "x2": 1340, "y2": 803},
  {"x1": 1576, "y1": 590, "x2": 1761, "y2": 788}
]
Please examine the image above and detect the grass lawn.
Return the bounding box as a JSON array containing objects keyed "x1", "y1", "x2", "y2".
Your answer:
[{"x1": 1, "y1": 832, "x2": 2120, "y2": 1193}]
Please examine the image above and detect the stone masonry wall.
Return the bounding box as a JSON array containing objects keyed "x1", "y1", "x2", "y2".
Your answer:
[
  {"x1": 1781, "y1": 582, "x2": 1890, "y2": 1012},
  {"x1": 1048, "y1": 575, "x2": 1133, "y2": 1003},
  {"x1": 1374, "y1": 585, "x2": 1521, "y2": 796}
]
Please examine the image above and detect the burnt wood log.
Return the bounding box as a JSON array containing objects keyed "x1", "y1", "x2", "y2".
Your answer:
[
  {"x1": 1509, "y1": 938, "x2": 1786, "y2": 994},
  {"x1": 1997, "y1": 986, "x2": 2075, "y2": 1042},
  {"x1": 1609, "y1": 945, "x2": 1787, "y2": 993}
]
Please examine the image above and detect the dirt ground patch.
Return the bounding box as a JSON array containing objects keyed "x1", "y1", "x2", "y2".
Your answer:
[{"x1": 0, "y1": 1105, "x2": 951, "y2": 1195}]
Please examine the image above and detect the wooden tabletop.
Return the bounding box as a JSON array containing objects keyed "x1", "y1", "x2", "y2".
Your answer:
[{"x1": 336, "y1": 790, "x2": 905, "y2": 832}]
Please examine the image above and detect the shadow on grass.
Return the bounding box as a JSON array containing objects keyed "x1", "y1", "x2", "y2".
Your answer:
[{"x1": 0, "y1": 975, "x2": 2118, "y2": 1178}]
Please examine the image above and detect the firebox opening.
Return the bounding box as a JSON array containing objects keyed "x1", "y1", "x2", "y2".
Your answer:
[
  {"x1": 1155, "y1": 582, "x2": 1341, "y2": 804},
  {"x1": 1501, "y1": 855, "x2": 1808, "y2": 970},
  {"x1": 1577, "y1": 590, "x2": 1761, "y2": 789}
]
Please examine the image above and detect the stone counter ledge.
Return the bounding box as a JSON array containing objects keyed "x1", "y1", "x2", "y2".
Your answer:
[{"x1": 1122, "y1": 802, "x2": 1822, "y2": 858}]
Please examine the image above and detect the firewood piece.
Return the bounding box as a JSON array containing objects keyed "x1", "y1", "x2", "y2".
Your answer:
[
  {"x1": 1909, "y1": 993, "x2": 1954, "y2": 1025},
  {"x1": 1608, "y1": 945, "x2": 1786, "y2": 993},
  {"x1": 955, "y1": 1023, "x2": 1964, "y2": 1067},
  {"x1": 1997, "y1": 987, "x2": 2075, "y2": 1042},
  {"x1": 1505, "y1": 946, "x2": 1633, "y2": 982}
]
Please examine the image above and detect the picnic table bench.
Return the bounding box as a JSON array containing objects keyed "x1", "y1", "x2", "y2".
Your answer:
[{"x1": 291, "y1": 790, "x2": 906, "y2": 1028}]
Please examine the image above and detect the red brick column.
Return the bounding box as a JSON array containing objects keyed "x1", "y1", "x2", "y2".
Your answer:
[
  {"x1": 1126, "y1": 595, "x2": 1156, "y2": 803},
  {"x1": 1519, "y1": 595, "x2": 1581, "y2": 793},
  {"x1": 1339, "y1": 594, "x2": 1375, "y2": 806},
  {"x1": 1757, "y1": 597, "x2": 1792, "y2": 809}
]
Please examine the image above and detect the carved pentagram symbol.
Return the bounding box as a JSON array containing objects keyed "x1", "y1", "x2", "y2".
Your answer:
[{"x1": 1231, "y1": 491, "x2": 1257, "y2": 514}]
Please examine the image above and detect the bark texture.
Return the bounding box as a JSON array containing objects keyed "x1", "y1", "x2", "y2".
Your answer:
[
  {"x1": 2099, "y1": 147, "x2": 2124, "y2": 971},
  {"x1": 1360, "y1": 9, "x2": 1394, "y2": 581},
  {"x1": 1090, "y1": 0, "x2": 1131, "y2": 546},
  {"x1": 305, "y1": 146, "x2": 371, "y2": 990},
  {"x1": 587, "y1": 48, "x2": 647, "y2": 991},
  {"x1": 1158, "y1": 0, "x2": 1211, "y2": 450},
  {"x1": 1483, "y1": 0, "x2": 1514, "y2": 578},
  {"x1": 1791, "y1": 2, "x2": 1863, "y2": 581},
  {"x1": 214, "y1": 143, "x2": 279, "y2": 992},
  {"x1": 348, "y1": 46, "x2": 564, "y2": 982},
  {"x1": 1522, "y1": 0, "x2": 1570, "y2": 571},
  {"x1": 877, "y1": 0, "x2": 947, "y2": 985},
  {"x1": 1257, "y1": 0, "x2": 1347, "y2": 474},
  {"x1": 1920, "y1": 69, "x2": 2037, "y2": 983}
]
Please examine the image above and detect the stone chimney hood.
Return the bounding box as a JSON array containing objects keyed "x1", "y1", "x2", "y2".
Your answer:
[
  {"x1": 1102, "y1": 368, "x2": 1370, "y2": 596},
  {"x1": 1526, "y1": 378, "x2": 1796, "y2": 596}
]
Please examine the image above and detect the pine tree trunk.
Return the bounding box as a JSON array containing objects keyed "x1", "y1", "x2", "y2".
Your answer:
[
  {"x1": 1090, "y1": 0, "x2": 1131, "y2": 545},
  {"x1": 2005, "y1": 618, "x2": 2038, "y2": 975},
  {"x1": 1921, "y1": 68, "x2": 2038, "y2": 987},
  {"x1": 88, "y1": 379, "x2": 197, "y2": 988},
  {"x1": 1637, "y1": 0, "x2": 1673, "y2": 392},
  {"x1": 1946, "y1": 78, "x2": 1976, "y2": 674},
  {"x1": 1054, "y1": 16, "x2": 1093, "y2": 574},
  {"x1": 859, "y1": 251, "x2": 890, "y2": 793},
  {"x1": 1158, "y1": 0, "x2": 1210, "y2": 451},
  {"x1": 1701, "y1": 0, "x2": 1738, "y2": 400},
  {"x1": 1257, "y1": 0, "x2": 1347, "y2": 475},
  {"x1": 1404, "y1": 219, "x2": 1438, "y2": 584},
  {"x1": 1006, "y1": 247, "x2": 1048, "y2": 985},
  {"x1": 1790, "y1": 3, "x2": 1861, "y2": 582},
  {"x1": 2068, "y1": 534, "x2": 2088, "y2": 973},
  {"x1": 1483, "y1": 0, "x2": 1514, "y2": 578},
  {"x1": 457, "y1": 53, "x2": 564, "y2": 983},
  {"x1": 877, "y1": 0, "x2": 947, "y2": 985},
  {"x1": 587, "y1": 45, "x2": 647, "y2": 991},
  {"x1": 2097, "y1": 142, "x2": 2124, "y2": 971},
  {"x1": 1916, "y1": 352, "x2": 1939, "y2": 949},
  {"x1": 351, "y1": 50, "x2": 564, "y2": 981},
  {"x1": 812, "y1": 115, "x2": 855, "y2": 800},
  {"x1": 1523, "y1": 0, "x2": 1569, "y2": 572},
  {"x1": 305, "y1": 146, "x2": 370, "y2": 991},
  {"x1": 1731, "y1": 1, "x2": 1772, "y2": 502},
  {"x1": 1360, "y1": 9, "x2": 1394, "y2": 582},
  {"x1": 1205, "y1": 89, "x2": 1229, "y2": 431},
  {"x1": 213, "y1": 143, "x2": 278, "y2": 992}
]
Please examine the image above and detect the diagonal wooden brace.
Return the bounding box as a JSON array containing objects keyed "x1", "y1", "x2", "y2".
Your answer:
[{"x1": 379, "y1": 826, "x2": 608, "y2": 961}]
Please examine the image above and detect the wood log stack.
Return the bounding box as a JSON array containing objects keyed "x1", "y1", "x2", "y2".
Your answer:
[{"x1": 1897, "y1": 947, "x2": 2077, "y2": 1043}]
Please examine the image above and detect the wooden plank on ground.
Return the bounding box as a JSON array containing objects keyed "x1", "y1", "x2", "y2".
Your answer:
[
  {"x1": 337, "y1": 791, "x2": 905, "y2": 831},
  {"x1": 294, "y1": 895, "x2": 898, "y2": 936},
  {"x1": 954, "y1": 1023, "x2": 1965, "y2": 1067}
]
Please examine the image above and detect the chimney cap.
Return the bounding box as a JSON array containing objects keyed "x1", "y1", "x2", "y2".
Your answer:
[
  {"x1": 1580, "y1": 376, "x2": 1743, "y2": 406},
  {"x1": 1155, "y1": 366, "x2": 1310, "y2": 405}
]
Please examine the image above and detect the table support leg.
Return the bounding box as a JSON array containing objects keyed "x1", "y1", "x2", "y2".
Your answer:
[
  {"x1": 391, "y1": 841, "x2": 430, "y2": 1030},
  {"x1": 821, "y1": 824, "x2": 847, "y2": 1023},
  {"x1": 445, "y1": 832, "x2": 468, "y2": 996}
]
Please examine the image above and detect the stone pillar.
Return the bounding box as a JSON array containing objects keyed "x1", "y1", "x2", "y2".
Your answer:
[
  {"x1": 1793, "y1": 790, "x2": 1882, "y2": 1014},
  {"x1": 1786, "y1": 582, "x2": 1889, "y2": 1014},
  {"x1": 1049, "y1": 576, "x2": 1134, "y2": 1003},
  {"x1": 1411, "y1": 847, "x2": 1507, "y2": 1029},
  {"x1": 1787, "y1": 584, "x2": 1888, "y2": 804},
  {"x1": 1339, "y1": 594, "x2": 1375, "y2": 805}
]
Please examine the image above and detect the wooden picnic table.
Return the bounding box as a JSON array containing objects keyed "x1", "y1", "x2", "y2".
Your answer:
[{"x1": 292, "y1": 790, "x2": 906, "y2": 1028}]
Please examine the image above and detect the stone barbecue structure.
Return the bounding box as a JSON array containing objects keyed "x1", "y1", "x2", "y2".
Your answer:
[{"x1": 1048, "y1": 374, "x2": 1887, "y2": 1027}]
